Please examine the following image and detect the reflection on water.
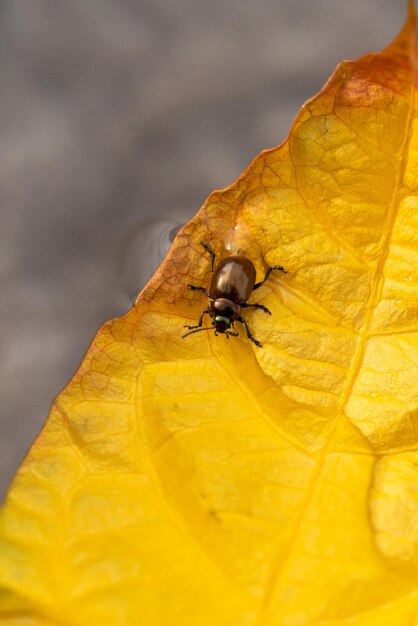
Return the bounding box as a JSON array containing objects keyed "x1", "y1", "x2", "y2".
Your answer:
[{"x1": 120, "y1": 208, "x2": 193, "y2": 303}]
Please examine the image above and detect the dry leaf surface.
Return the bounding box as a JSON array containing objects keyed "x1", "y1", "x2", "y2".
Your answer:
[{"x1": 1, "y1": 8, "x2": 418, "y2": 626}]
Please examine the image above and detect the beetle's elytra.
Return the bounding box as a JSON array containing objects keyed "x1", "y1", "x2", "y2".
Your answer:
[{"x1": 183, "y1": 242, "x2": 286, "y2": 347}]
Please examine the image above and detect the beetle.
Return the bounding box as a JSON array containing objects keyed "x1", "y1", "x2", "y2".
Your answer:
[{"x1": 183, "y1": 242, "x2": 286, "y2": 347}]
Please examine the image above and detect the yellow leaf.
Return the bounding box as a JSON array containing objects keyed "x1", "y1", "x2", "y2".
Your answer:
[{"x1": 2, "y1": 7, "x2": 418, "y2": 626}]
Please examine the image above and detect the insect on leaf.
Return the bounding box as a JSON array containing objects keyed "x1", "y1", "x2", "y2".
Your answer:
[{"x1": 1, "y1": 6, "x2": 418, "y2": 626}]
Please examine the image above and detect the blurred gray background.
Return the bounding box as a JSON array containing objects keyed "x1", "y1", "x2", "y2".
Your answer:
[{"x1": 0, "y1": 0, "x2": 405, "y2": 500}]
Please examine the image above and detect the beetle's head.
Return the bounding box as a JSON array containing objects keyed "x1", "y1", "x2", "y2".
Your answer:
[
  {"x1": 209, "y1": 298, "x2": 240, "y2": 336},
  {"x1": 213, "y1": 315, "x2": 231, "y2": 334},
  {"x1": 183, "y1": 298, "x2": 240, "y2": 340}
]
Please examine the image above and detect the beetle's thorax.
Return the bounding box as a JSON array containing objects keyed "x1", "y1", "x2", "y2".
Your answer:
[
  {"x1": 209, "y1": 297, "x2": 240, "y2": 320},
  {"x1": 209, "y1": 297, "x2": 240, "y2": 333}
]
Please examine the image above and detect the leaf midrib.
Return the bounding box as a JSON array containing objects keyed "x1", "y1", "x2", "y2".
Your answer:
[{"x1": 256, "y1": 74, "x2": 416, "y2": 626}]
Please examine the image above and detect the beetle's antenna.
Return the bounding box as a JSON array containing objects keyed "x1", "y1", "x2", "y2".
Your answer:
[{"x1": 182, "y1": 327, "x2": 213, "y2": 339}]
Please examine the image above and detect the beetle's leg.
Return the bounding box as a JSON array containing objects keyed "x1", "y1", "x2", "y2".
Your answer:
[
  {"x1": 241, "y1": 302, "x2": 271, "y2": 315},
  {"x1": 225, "y1": 330, "x2": 239, "y2": 338},
  {"x1": 187, "y1": 284, "x2": 210, "y2": 296},
  {"x1": 253, "y1": 265, "x2": 287, "y2": 290},
  {"x1": 200, "y1": 242, "x2": 216, "y2": 273},
  {"x1": 184, "y1": 309, "x2": 210, "y2": 330},
  {"x1": 237, "y1": 316, "x2": 262, "y2": 347}
]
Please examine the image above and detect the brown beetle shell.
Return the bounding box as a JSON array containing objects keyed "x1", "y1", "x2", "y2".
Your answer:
[{"x1": 209, "y1": 256, "x2": 256, "y2": 304}]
